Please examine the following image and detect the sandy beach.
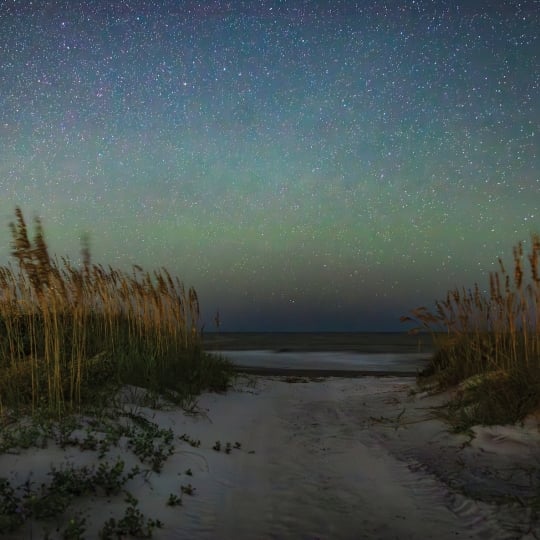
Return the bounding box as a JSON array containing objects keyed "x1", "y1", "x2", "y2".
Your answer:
[{"x1": 2, "y1": 373, "x2": 539, "y2": 539}]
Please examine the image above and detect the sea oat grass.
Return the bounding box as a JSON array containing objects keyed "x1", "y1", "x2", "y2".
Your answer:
[
  {"x1": 403, "y1": 234, "x2": 540, "y2": 428},
  {"x1": 0, "y1": 208, "x2": 233, "y2": 418}
]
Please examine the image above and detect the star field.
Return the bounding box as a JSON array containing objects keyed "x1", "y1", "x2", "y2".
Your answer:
[{"x1": 0, "y1": 1, "x2": 538, "y2": 330}]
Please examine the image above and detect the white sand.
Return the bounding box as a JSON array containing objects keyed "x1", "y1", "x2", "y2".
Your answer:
[{"x1": 2, "y1": 375, "x2": 540, "y2": 539}]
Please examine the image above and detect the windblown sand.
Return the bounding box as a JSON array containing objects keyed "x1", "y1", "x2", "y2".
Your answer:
[{"x1": 2, "y1": 375, "x2": 540, "y2": 539}]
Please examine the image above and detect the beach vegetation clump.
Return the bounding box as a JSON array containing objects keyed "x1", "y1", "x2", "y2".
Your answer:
[
  {"x1": 0, "y1": 207, "x2": 234, "y2": 417},
  {"x1": 402, "y1": 234, "x2": 540, "y2": 428},
  {"x1": 0, "y1": 404, "x2": 231, "y2": 536}
]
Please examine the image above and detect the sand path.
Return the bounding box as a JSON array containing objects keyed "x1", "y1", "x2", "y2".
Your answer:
[
  {"x1": 159, "y1": 376, "x2": 537, "y2": 539},
  {"x1": 3, "y1": 376, "x2": 539, "y2": 539}
]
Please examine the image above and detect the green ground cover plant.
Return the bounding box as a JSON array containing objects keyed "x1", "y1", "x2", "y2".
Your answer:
[
  {"x1": 403, "y1": 234, "x2": 540, "y2": 429},
  {"x1": 0, "y1": 390, "x2": 250, "y2": 536}
]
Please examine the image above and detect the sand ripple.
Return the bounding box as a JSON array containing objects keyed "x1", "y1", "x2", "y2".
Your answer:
[{"x1": 2, "y1": 376, "x2": 538, "y2": 539}]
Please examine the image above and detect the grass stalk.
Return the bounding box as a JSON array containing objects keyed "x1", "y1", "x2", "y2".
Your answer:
[
  {"x1": 403, "y1": 234, "x2": 540, "y2": 427},
  {"x1": 0, "y1": 207, "x2": 233, "y2": 418}
]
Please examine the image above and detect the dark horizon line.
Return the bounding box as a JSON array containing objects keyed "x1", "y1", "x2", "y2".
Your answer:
[{"x1": 202, "y1": 330, "x2": 423, "y2": 335}]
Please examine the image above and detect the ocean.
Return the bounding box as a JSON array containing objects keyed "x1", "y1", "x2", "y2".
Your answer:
[{"x1": 203, "y1": 332, "x2": 435, "y2": 376}]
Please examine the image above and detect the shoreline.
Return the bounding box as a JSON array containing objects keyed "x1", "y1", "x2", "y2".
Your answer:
[{"x1": 232, "y1": 365, "x2": 421, "y2": 377}]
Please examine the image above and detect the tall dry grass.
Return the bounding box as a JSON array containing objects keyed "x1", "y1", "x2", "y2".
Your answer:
[
  {"x1": 402, "y1": 234, "x2": 540, "y2": 425},
  {"x1": 0, "y1": 208, "x2": 231, "y2": 417}
]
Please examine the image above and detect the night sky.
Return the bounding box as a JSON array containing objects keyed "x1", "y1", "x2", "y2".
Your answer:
[{"x1": 1, "y1": 1, "x2": 538, "y2": 331}]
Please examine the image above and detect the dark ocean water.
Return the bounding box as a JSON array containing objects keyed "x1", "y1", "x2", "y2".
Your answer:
[{"x1": 203, "y1": 332, "x2": 434, "y2": 354}]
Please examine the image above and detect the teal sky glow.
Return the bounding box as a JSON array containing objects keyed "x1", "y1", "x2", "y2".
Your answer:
[{"x1": 1, "y1": 1, "x2": 538, "y2": 330}]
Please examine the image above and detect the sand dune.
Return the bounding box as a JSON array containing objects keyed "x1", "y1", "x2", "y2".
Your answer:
[{"x1": 2, "y1": 375, "x2": 539, "y2": 539}]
